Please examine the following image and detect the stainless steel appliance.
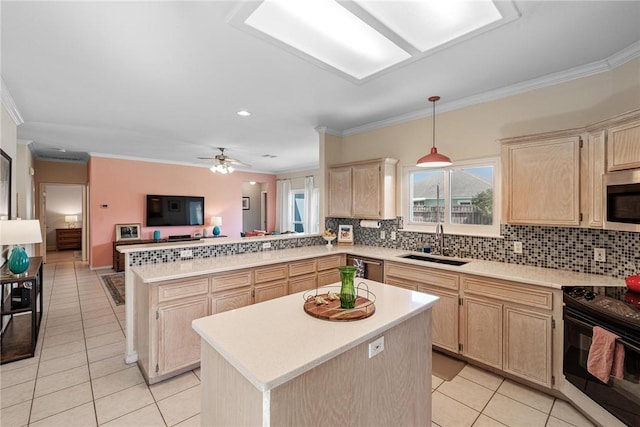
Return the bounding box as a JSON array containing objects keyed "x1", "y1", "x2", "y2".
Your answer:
[
  {"x1": 604, "y1": 169, "x2": 640, "y2": 232},
  {"x1": 346, "y1": 255, "x2": 383, "y2": 282},
  {"x1": 563, "y1": 286, "x2": 640, "y2": 426}
]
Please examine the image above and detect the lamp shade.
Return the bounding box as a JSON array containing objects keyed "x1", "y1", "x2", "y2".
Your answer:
[
  {"x1": 0, "y1": 220, "x2": 43, "y2": 246},
  {"x1": 64, "y1": 215, "x2": 78, "y2": 223},
  {"x1": 211, "y1": 217, "x2": 222, "y2": 227}
]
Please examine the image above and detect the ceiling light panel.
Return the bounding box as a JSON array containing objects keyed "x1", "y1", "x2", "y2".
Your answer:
[
  {"x1": 354, "y1": 0, "x2": 503, "y2": 52},
  {"x1": 245, "y1": 0, "x2": 411, "y2": 80}
]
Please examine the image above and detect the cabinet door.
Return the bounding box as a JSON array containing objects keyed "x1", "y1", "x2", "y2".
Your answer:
[
  {"x1": 504, "y1": 136, "x2": 581, "y2": 226},
  {"x1": 586, "y1": 130, "x2": 606, "y2": 227},
  {"x1": 417, "y1": 285, "x2": 459, "y2": 354},
  {"x1": 157, "y1": 297, "x2": 209, "y2": 375},
  {"x1": 328, "y1": 166, "x2": 352, "y2": 217},
  {"x1": 504, "y1": 306, "x2": 553, "y2": 387},
  {"x1": 607, "y1": 120, "x2": 640, "y2": 171},
  {"x1": 289, "y1": 274, "x2": 317, "y2": 295},
  {"x1": 385, "y1": 277, "x2": 418, "y2": 291},
  {"x1": 211, "y1": 287, "x2": 252, "y2": 314},
  {"x1": 352, "y1": 162, "x2": 382, "y2": 218},
  {"x1": 317, "y1": 269, "x2": 340, "y2": 287},
  {"x1": 462, "y1": 296, "x2": 502, "y2": 369},
  {"x1": 254, "y1": 280, "x2": 287, "y2": 303}
]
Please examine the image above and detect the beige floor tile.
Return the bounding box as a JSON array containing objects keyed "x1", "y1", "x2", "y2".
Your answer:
[
  {"x1": 37, "y1": 350, "x2": 87, "y2": 378},
  {"x1": 101, "y1": 403, "x2": 165, "y2": 427},
  {"x1": 47, "y1": 300, "x2": 80, "y2": 311},
  {"x1": 89, "y1": 354, "x2": 132, "y2": 379},
  {"x1": 150, "y1": 371, "x2": 200, "y2": 401},
  {"x1": 432, "y1": 375, "x2": 444, "y2": 390},
  {"x1": 458, "y1": 365, "x2": 504, "y2": 391},
  {"x1": 87, "y1": 341, "x2": 125, "y2": 363},
  {"x1": 482, "y1": 393, "x2": 548, "y2": 427},
  {"x1": 94, "y1": 383, "x2": 155, "y2": 425},
  {"x1": 0, "y1": 354, "x2": 39, "y2": 374},
  {"x1": 174, "y1": 413, "x2": 200, "y2": 427},
  {"x1": 92, "y1": 365, "x2": 145, "y2": 399},
  {"x1": 35, "y1": 365, "x2": 90, "y2": 397},
  {"x1": 43, "y1": 320, "x2": 83, "y2": 337},
  {"x1": 39, "y1": 339, "x2": 86, "y2": 361},
  {"x1": 431, "y1": 390, "x2": 480, "y2": 427},
  {"x1": 545, "y1": 416, "x2": 575, "y2": 427},
  {"x1": 83, "y1": 321, "x2": 122, "y2": 338},
  {"x1": 472, "y1": 414, "x2": 507, "y2": 426},
  {"x1": 157, "y1": 384, "x2": 201, "y2": 426},
  {"x1": 44, "y1": 313, "x2": 82, "y2": 328},
  {"x1": 42, "y1": 328, "x2": 85, "y2": 348},
  {"x1": 549, "y1": 400, "x2": 596, "y2": 427},
  {"x1": 81, "y1": 314, "x2": 118, "y2": 329},
  {"x1": 437, "y1": 375, "x2": 495, "y2": 412},
  {"x1": 30, "y1": 381, "x2": 93, "y2": 422},
  {"x1": 0, "y1": 400, "x2": 32, "y2": 427},
  {"x1": 0, "y1": 380, "x2": 35, "y2": 409},
  {"x1": 192, "y1": 368, "x2": 200, "y2": 380},
  {"x1": 496, "y1": 379, "x2": 554, "y2": 414},
  {"x1": 85, "y1": 331, "x2": 124, "y2": 350},
  {"x1": 81, "y1": 302, "x2": 112, "y2": 313},
  {"x1": 0, "y1": 363, "x2": 38, "y2": 389},
  {"x1": 29, "y1": 402, "x2": 97, "y2": 427},
  {"x1": 82, "y1": 307, "x2": 116, "y2": 320},
  {"x1": 47, "y1": 307, "x2": 81, "y2": 319}
]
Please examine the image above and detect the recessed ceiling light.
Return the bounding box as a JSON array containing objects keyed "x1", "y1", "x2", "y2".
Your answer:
[{"x1": 237, "y1": 110, "x2": 251, "y2": 117}]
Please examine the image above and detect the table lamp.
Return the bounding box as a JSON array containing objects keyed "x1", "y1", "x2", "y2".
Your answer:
[
  {"x1": 0, "y1": 219, "x2": 43, "y2": 275},
  {"x1": 212, "y1": 216, "x2": 222, "y2": 236},
  {"x1": 64, "y1": 215, "x2": 78, "y2": 228}
]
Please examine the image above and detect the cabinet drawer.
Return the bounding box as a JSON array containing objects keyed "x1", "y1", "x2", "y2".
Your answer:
[
  {"x1": 289, "y1": 274, "x2": 317, "y2": 294},
  {"x1": 317, "y1": 269, "x2": 340, "y2": 287},
  {"x1": 255, "y1": 280, "x2": 288, "y2": 303},
  {"x1": 211, "y1": 287, "x2": 252, "y2": 314},
  {"x1": 385, "y1": 262, "x2": 459, "y2": 290},
  {"x1": 158, "y1": 277, "x2": 209, "y2": 303},
  {"x1": 211, "y1": 270, "x2": 253, "y2": 291},
  {"x1": 317, "y1": 255, "x2": 344, "y2": 271},
  {"x1": 254, "y1": 264, "x2": 288, "y2": 284},
  {"x1": 289, "y1": 259, "x2": 316, "y2": 277},
  {"x1": 385, "y1": 277, "x2": 418, "y2": 291},
  {"x1": 461, "y1": 275, "x2": 553, "y2": 310}
]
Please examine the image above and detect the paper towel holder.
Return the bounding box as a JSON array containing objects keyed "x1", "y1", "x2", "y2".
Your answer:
[{"x1": 360, "y1": 220, "x2": 381, "y2": 229}]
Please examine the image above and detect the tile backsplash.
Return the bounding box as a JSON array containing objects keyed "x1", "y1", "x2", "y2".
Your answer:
[{"x1": 326, "y1": 218, "x2": 640, "y2": 279}]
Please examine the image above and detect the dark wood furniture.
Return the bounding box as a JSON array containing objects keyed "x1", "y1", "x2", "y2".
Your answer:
[
  {"x1": 1, "y1": 257, "x2": 43, "y2": 364},
  {"x1": 56, "y1": 228, "x2": 82, "y2": 250}
]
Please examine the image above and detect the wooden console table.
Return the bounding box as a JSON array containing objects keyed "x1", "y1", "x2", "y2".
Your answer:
[{"x1": 1, "y1": 257, "x2": 44, "y2": 364}]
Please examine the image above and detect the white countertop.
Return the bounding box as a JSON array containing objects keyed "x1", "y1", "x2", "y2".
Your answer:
[
  {"x1": 130, "y1": 244, "x2": 625, "y2": 289},
  {"x1": 191, "y1": 279, "x2": 438, "y2": 392}
]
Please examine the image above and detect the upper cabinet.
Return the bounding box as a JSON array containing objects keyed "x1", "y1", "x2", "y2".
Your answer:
[
  {"x1": 606, "y1": 115, "x2": 640, "y2": 172},
  {"x1": 328, "y1": 158, "x2": 398, "y2": 220},
  {"x1": 502, "y1": 134, "x2": 582, "y2": 226}
]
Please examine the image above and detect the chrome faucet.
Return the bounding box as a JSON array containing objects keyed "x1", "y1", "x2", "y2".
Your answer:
[{"x1": 435, "y1": 222, "x2": 445, "y2": 255}]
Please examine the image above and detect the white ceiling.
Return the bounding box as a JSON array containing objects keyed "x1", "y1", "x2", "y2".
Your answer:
[{"x1": 2, "y1": 1, "x2": 639, "y2": 174}]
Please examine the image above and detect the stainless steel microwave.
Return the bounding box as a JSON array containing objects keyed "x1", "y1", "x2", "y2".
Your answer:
[{"x1": 604, "y1": 169, "x2": 640, "y2": 232}]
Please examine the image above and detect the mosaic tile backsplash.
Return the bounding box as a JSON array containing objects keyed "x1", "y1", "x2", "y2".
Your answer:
[{"x1": 326, "y1": 218, "x2": 640, "y2": 279}]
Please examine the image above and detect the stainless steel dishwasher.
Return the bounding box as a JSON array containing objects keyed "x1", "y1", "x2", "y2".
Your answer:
[{"x1": 346, "y1": 255, "x2": 384, "y2": 282}]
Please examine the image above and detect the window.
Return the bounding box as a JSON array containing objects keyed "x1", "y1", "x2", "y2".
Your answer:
[
  {"x1": 403, "y1": 158, "x2": 500, "y2": 236},
  {"x1": 292, "y1": 190, "x2": 305, "y2": 232},
  {"x1": 290, "y1": 188, "x2": 320, "y2": 233}
]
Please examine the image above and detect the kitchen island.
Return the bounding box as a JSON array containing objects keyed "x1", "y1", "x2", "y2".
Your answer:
[{"x1": 192, "y1": 279, "x2": 438, "y2": 426}]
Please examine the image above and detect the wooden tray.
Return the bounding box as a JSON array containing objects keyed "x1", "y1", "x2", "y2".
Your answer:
[{"x1": 303, "y1": 293, "x2": 375, "y2": 322}]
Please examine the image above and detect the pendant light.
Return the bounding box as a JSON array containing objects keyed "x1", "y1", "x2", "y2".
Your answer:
[{"x1": 416, "y1": 96, "x2": 452, "y2": 168}]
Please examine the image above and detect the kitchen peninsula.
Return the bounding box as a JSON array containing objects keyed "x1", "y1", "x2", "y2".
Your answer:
[{"x1": 192, "y1": 279, "x2": 438, "y2": 426}]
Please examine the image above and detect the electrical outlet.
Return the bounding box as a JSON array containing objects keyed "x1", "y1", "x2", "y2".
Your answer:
[
  {"x1": 180, "y1": 249, "x2": 193, "y2": 258},
  {"x1": 368, "y1": 336, "x2": 384, "y2": 358},
  {"x1": 594, "y1": 248, "x2": 606, "y2": 262},
  {"x1": 380, "y1": 230, "x2": 386, "y2": 240},
  {"x1": 390, "y1": 231, "x2": 396, "y2": 240},
  {"x1": 513, "y1": 241, "x2": 523, "y2": 254},
  {"x1": 262, "y1": 242, "x2": 271, "y2": 250}
]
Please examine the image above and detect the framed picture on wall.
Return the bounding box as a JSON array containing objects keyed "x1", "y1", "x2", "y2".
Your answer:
[
  {"x1": 1, "y1": 149, "x2": 11, "y2": 220},
  {"x1": 242, "y1": 197, "x2": 250, "y2": 210},
  {"x1": 115, "y1": 223, "x2": 141, "y2": 241},
  {"x1": 337, "y1": 224, "x2": 354, "y2": 245}
]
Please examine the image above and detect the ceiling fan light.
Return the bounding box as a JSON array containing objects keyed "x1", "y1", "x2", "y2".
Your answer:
[{"x1": 416, "y1": 146, "x2": 452, "y2": 168}]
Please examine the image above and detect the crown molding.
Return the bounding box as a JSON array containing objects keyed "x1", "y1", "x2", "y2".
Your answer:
[
  {"x1": 1, "y1": 78, "x2": 24, "y2": 125},
  {"x1": 341, "y1": 41, "x2": 640, "y2": 137},
  {"x1": 314, "y1": 126, "x2": 342, "y2": 136}
]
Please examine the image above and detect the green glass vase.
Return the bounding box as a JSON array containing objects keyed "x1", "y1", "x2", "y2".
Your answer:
[{"x1": 338, "y1": 266, "x2": 357, "y2": 309}]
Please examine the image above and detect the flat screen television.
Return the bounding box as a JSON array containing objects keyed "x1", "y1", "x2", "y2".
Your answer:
[{"x1": 146, "y1": 195, "x2": 204, "y2": 226}]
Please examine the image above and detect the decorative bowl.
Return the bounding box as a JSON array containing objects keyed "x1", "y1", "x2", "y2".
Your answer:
[
  {"x1": 323, "y1": 235, "x2": 336, "y2": 248},
  {"x1": 625, "y1": 275, "x2": 640, "y2": 293}
]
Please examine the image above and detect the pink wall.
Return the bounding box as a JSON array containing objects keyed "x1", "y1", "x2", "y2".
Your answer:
[{"x1": 88, "y1": 157, "x2": 276, "y2": 268}]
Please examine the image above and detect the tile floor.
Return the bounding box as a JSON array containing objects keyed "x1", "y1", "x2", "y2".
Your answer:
[{"x1": 1, "y1": 260, "x2": 597, "y2": 426}]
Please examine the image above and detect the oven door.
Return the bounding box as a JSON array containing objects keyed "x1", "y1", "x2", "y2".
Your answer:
[{"x1": 563, "y1": 306, "x2": 640, "y2": 426}]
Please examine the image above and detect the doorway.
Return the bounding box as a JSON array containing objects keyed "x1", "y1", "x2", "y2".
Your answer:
[{"x1": 40, "y1": 183, "x2": 88, "y2": 263}]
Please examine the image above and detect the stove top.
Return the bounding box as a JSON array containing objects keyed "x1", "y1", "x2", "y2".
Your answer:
[{"x1": 564, "y1": 286, "x2": 640, "y2": 332}]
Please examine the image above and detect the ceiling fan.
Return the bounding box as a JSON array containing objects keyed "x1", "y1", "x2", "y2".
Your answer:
[{"x1": 198, "y1": 148, "x2": 251, "y2": 174}]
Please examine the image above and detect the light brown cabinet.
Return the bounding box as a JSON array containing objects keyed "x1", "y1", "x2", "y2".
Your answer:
[
  {"x1": 254, "y1": 264, "x2": 288, "y2": 303},
  {"x1": 607, "y1": 118, "x2": 640, "y2": 171},
  {"x1": 327, "y1": 158, "x2": 397, "y2": 219},
  {"x1": 461, "y1": 296, "x2": 502, "y2": 369}
]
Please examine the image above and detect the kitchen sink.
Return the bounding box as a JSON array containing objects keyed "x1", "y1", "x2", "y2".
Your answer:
[{"x1": 399, "y1": 254, "x2": 469, "y2": 266}]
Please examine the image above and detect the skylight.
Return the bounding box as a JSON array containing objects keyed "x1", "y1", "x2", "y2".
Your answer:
[{"x1": 237, "y1": 0, "x2": 514, "y2": 82}]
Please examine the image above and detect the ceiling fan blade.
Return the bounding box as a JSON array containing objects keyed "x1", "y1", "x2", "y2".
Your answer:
[{"x1": 197, "y1": 156, "x2": 216, "y2": 160}]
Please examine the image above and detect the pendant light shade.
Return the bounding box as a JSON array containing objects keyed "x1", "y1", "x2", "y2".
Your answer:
[{"x1": 416, "y1": 96, "x2": 452, "y2": 168}]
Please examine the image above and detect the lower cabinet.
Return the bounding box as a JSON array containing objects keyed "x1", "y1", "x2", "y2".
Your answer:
[
  {"x1": 254, "y1": 280, "x2": 287, "y2": 303},
  {"x1": 289, "y1": 274, "x2": 317, "y2": 294},
  {"x1": 418, "y1": 284, "x2": 459, "y2": 354},
  {"x1": 157, "y1": 297, "x2": 208, "y2": 376},
  {"x1": 461, "y1": 296, "x2": 503, "y2": 369},
  {"x1": 211, "y1": 287, "x2": 252, "y2": 314}
]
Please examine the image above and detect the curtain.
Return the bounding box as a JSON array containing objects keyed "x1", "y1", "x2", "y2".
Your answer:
[
  {"x1": 276, "y1": 179, "x2": 292, "y2": 232},
  {"x1": 303, "y1": 176, "x2": 319, "y2": 234}
]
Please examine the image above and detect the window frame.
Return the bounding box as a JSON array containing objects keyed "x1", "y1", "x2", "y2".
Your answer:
[{"x1": 401, "y1": 157, "x2": 501, "y2": 237}]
